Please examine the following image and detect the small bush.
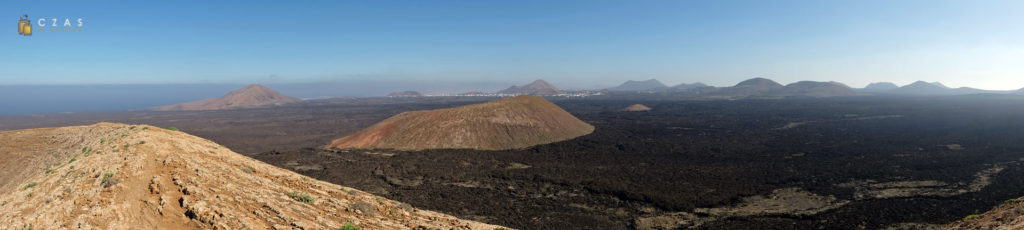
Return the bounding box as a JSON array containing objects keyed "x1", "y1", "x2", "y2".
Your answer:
[
  {"x1": 340, "y1": 222, "x2": 358, "y2": 230},
  {"x1": 302, "y1": 177, "x2": 310, "y2": 182},
  {"x1": 963, "y1": 214, "x2": 981, "y2": 221},
  {"x1": 142, "y1": 127, "x2": 149, "y2": 130},
  {"x1": 23, "y1": 183, "x2": 36, "y2": 190},
  {"x1": 1, "y1": 200, "x2": 6, "y2": 206},
  {"x1": 101, "y1": 173, "x2": 118, "y2": 188},
  {"x1": 241, "y1": 167, "x2": 254, "y2": 174},
  {"x1": 168, "y1": 127, "x2": 179, "y2": 131},
  {"x1": 68, "y1": 157, "x2": 77, "y2": 164},
  {"x1": 45, "y1": 168, "x2": 55, "y2": 174},
  {"x1": 289, "y1": 191, "x2": 315, "y2": 204},
  {"x1": 130, "y1": 126, "x2": 137, "y2": 130},
  {"x1": 1006, "y1": 198, "x2": 1017, "y2": 204}
]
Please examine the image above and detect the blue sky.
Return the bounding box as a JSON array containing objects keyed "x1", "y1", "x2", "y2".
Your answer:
[{"x1": 5, "y1": 0, "x2": 1024, "y2": 90}]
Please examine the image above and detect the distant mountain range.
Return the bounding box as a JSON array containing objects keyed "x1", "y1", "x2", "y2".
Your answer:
[
  {"x1": 599, "y1": 78, "x2": 1021, "y2": 98},
  {"x1": 860, "y1": 81, "x2": 1012, "y2": 95},
  {"x1": 600, "y1": 77, "x2": 856, "y2": 98}
]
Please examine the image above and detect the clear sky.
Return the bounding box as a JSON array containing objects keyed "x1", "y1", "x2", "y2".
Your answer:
[{"x1": 6, "y1": 0, "x2": 1024, "y2": 90}]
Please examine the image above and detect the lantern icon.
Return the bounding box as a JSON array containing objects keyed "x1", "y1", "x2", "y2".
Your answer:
[{"x1": 18, "y1": 14, "x2": 31, "y2": 36}]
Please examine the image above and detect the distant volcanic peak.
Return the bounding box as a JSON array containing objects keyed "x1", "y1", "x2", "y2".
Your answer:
[
  {"x1": 623, "y1": 104, "x2": 652, "y2": 111},
  {"x1": 670, "y1": 82, "x2": 711, "y2": 91},
  {"x1": 735, "y1": 78, "x2": 783, "y2": 88},
  {"x1": 152, "y1": 84, "x2": 300, "y2": 111},
  {"x1": 865, "y1": 82, "x2": 899, "y2": 90},
  {"x1": 902, "y1": 81, "x2": 947, "y2": 89},
  {"x1": 786, "y1": 81, "x2": 847, "y2": 88},
  {"x1": 524, "y1": 79, "x2": 556, "y2": 88},
  {"x1": 222, "y1": 84, "x2": 300, "y2": 102},
  {"x1": 904, "y1": 81, "x2": 948, "y2": 88},
  {"x1": 776, "y1": 81, "x2": 859, "y2": 97},
  {"x1": 827, "y1": 81, "x2": 852, "y2": 88},
  {"x1": 497, "y1": 79, "x2": 563, "y2": 95},
  {"x1": 0, "y1": 123, "x2": 502, "y2": 229},
  {"x1": 610, "y1": 79, "x2": 668, "y2": 91},
  {"x1": 328, "y1": 95, "x2": 594, "y2": 151}
]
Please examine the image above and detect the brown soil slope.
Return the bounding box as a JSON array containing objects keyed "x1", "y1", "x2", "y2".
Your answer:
[
  {"x1": 943, "y1": 198, "x2": 1024, "y2": 229},
  {"x1": 0, "y1": 123, "x2": 504, "y2": 229},
  {"x1": 328, "y1": 96, "x2": 594, "y2": 150},
  {"x1": 153, "y1": 84, "x2": 301, "y2": 111}
]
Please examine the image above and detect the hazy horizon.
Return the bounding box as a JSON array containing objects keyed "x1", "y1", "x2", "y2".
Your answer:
[{"x1": 7, "y1": 1, "x2": 1024, "y2": 90}]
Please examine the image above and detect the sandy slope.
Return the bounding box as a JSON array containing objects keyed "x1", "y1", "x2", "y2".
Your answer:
[{"x1": 0, "y1": 123, "x2": 505, "y2": 229}]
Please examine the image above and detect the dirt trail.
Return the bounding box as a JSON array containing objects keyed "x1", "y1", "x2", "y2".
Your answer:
[{"x1": 0, "y1": 122, "x2": 506, "y2": 229}]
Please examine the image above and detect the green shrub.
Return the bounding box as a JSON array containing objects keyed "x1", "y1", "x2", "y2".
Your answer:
[
  {"x1": 289, "y1": 191, "x2": 315, "y2": 204},
  {"x1": 101, "y1": 173, "x2": 118, "y2": 188},
  {"x1": 23, "y1": 183, "x2": 36, "y2": 190},
  {"x1": 45, "y1": 168, "x2": 55, "y2": 174},
  {"x1": 340, "y1": 222, "x2": 358, "y2": 230},
  {"x1": 963, "y1": 214, "x2": 981, "y2": 221},
  {"x1": 68, "y1": 157, "x2": 77, "y2": 164},
  {"x1": 168, "y1": 127, "x2": 179, "y2": 131},
  {"x1": 1006, "y1": 198, "x2": 1017, "y2": 204}
]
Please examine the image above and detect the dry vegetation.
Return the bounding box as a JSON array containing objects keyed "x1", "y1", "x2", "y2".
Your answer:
[{"x1": 0, "y1": 123, "x2": 505, "y2": 229}]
